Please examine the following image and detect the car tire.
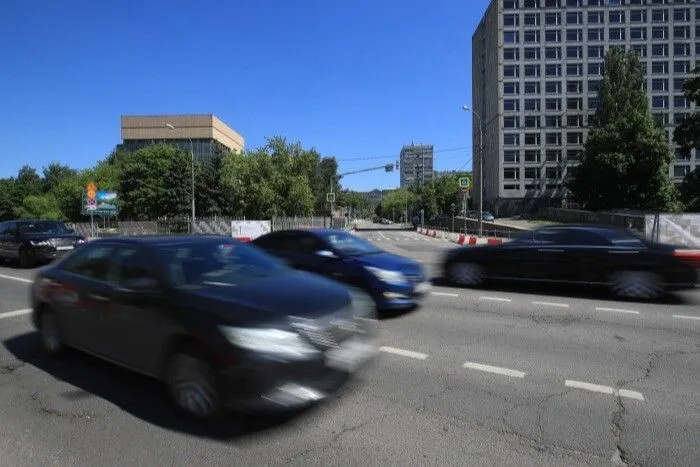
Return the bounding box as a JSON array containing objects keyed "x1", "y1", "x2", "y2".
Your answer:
[
  {"x1": 448, "y1": 262, "x2": 485, "y2": 287},
  {"x1": 165, "y1": 352, "x2": 222, "y2": 419},
  {"x1": 610, "y1": 270, "x2": 664, "y2": 300},
  {"x1": 39, "y1": 308, "x2": 64, "y2": 355},
  {"x1": 19, "y1": 247, "x2": 36, "y2": 269}
]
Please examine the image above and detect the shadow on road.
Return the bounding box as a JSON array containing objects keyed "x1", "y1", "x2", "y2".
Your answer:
[
  {"x1": 378, "y1": 304, "x2": 419, "y2": 321},
  {"x1": 430, "y1": 277, "x2": 697, "y2": 306},
  {"x1": 3, "y1": 332, "x2": 328, "y2": 440}
]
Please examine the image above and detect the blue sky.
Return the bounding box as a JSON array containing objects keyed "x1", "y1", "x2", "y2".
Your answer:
[{"x1": 0, "y1": 0, "x2": 488, "y2": 191}]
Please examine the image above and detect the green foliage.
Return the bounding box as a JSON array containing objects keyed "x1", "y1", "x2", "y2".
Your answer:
[
  {"x1": 567, "y1": 48, "x2": 679, "y2": 212},
  {"x1": 13, "y1": 195, "x2": 64, "y2": 220},
  {"x1": 337, "y1": 190, "x2": 371, "y2": 218},
  {"x1": 674, "y1": 67, "x2": 700, "y2": 211},
  {"x1": 374, "y1": 188, "x2": 417, "y2": 221}
]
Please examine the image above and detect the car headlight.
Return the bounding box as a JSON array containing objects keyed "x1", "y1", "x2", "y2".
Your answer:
[
  {"x1": 30, "y1": 240, "x2": 51, "y2": 247},
  {"x1": 218, "y1": 326, "x2": 320, "y2": 358},
  {"x1": 364, "y1": 266, "x2": 408, "y2": 285},
  {"x1": 76, "y1": 238, "x2": 86, "y2": 244}
]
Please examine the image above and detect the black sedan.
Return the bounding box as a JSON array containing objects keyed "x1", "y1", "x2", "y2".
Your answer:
[
  {"x1": 252, "y1": 229, "x2": 430, "y2": 311},
  {"x1": 30, "y1": 236, "x2": 378, "y2": 419},
  {"x1": 441, "y1": 224, "x2": 699, "y2": 299},
  {"x1": 0, "y1": 219, "x2": 86, "y2": 268}
]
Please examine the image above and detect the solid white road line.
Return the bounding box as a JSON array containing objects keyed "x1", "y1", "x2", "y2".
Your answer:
[
  {"x1": 595, "y1": 306, "x2": 640, "y2": 315},
  {"x1": 462, "y1": 361, "x2": 527, "y2": 378},
  {"x1": 432, "y1": 292, "x2": 460, "y2": 297},
  {"x1": 0, "y1": 309, "x2": 32, "y2": 320},
  {"x1": 0, "y1": 274, "x2": 32, "y2": 284},
  {"x1": 479, "y1": 296, "x2": 512, "y2": 303},
  {"x1": 379, "y1": 346, "x2": 429, "y2": 360},
  {"x1": 672, "y1": 314, "x2": 700, "y2": 321},
  {"x1": 532, "y1": 301, "x2": 570, "y2": 308},
  {"x1": 564, "y1": 380, "x2": 644, "y2": 401}
]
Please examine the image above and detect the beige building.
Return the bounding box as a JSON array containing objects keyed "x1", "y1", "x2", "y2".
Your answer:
[{"x1": 119, "y1": 114, "x2": 244, "y2": 161}]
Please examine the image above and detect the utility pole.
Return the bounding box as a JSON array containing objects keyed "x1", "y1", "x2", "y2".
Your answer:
[{"x1": 462, "y1": 106, "x2": 484, "y2": 237}]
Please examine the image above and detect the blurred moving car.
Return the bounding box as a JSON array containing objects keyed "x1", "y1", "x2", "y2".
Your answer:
[
  {"x1": 0, "y1": 219, "x2": 86, "y2": 268},
  {"x1": 253, "y1": 229, "x2": 430, "y2": 311},
  {"x1": 31, "y1": 236, "x2": 378, "y2": 419},
  {"x1": 441, "y1": 224, "x2": 699, "y2": 299}
]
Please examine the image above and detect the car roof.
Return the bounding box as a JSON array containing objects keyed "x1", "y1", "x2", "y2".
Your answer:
[
  {"x1": 533, "y1": 224, "x2": 635, "y2": 235},
  {"x1": 261, "y1": 228, "x2": 345, "y2": 237},
  {"x1": 87, "y1": 235, "x2": 236, "y2": 247}
]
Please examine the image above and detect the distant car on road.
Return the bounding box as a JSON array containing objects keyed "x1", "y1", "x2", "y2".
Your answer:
[
  {"x1": 253, "y1": 229, "x2": 430, "y2": 311},
  {"x1": 0, "y1": 220, "x2": 86, "y2": 268},
  {"x1": 31, "y1": 235, "x2": 378, "y2": 419},
  {"x1": 441, "y1": 224, "x2": 699, "y2": 299}
]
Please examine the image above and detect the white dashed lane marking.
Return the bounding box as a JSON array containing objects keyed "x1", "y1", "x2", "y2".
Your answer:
[
  {"x1": 532, "y1": 301, "x2": 570, "y2": 308},
  {"x1": 0, "y1": 309, "x2": 32, "y2": 320},
  {"x1": 0, "y1": 274, "x2": 32, "y2": 284},
  {"x1": 565, "y1": 380, "x2": 644, "y2": 401},
  {"x1": 596, "y1": 306, "x2": 640, "y2": 315},
  {"x1": 479, "y1": 296, "x2": 512, "y2": 303},
  {"x1": 379, "y1": 346, "x2": 429, "y2": 360},
  {"x1": 462, "y1": 361, "x2": 527, "y2": 379},
  {"x1": 672, "y1": 314, "x2": 700, "y2": 321},
  {"x1": 432, "y1": 292, "x2": 459, "y2": 297}
]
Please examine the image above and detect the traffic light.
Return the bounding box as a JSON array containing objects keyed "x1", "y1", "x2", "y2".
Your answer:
[{"x1": 385, "y1": 163, "x2": 394, "y2": 172}]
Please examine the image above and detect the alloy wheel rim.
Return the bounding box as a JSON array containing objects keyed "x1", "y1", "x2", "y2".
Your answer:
[
  {"x1": 612, "y1": 271, "x2": 661, "y2": 299},
  {"x1": 169, "y1": 356, "x2": 217, "y2": 418}
]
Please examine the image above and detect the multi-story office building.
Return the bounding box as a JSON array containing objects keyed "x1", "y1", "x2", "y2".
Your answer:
[
  {"x1": 119, "y1": 114, "x2": 245, "y2": 163},
  {"x1": 472, "y1": 0, "x2": 699, "y2": 216},
  {"x1": 399, "y1": 144, "x2": 435, "y2": 188}
]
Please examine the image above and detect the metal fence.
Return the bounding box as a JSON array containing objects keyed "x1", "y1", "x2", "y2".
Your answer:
[{"x1": 70, "y1": 216, "x2": 348, "y2": 239}]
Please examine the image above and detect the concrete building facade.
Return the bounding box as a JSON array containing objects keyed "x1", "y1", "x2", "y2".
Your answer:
[
  {"x1": 119, "y1": 114, "x2": 245, "y2": 162},
  {"x1": 472, "y1": 0, "x2": 699, "y2": 216},
  {"x1": 399, "y1": 144, "x2": 435, "y2": 188}
]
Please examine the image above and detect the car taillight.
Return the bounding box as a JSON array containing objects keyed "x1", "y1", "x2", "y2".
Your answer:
[{"x1": 673, "y1": 249, "x2": 700, "y2": 268}]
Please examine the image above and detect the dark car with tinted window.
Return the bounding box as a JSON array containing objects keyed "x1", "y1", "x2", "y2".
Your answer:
[
  {"x1": 252, "y1": 229, "x2": 430, "y2": 311},
  {"x1": 30, "y1": 236, "x2": 378, "y2": 419},
  {"x1": 441, "y1": 224, "x2": 699, "y2": 300},
  {"x1": 0, "y1": 220, "x2": 86, "y2": 268}
]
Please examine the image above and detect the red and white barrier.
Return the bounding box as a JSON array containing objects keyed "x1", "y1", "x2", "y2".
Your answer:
[
  {"x1": 415, "y1": 228, "x2": 507, "y2": 245},
  {"x1": 236, "y1": 237, "x2": 252, "y2": 243}
]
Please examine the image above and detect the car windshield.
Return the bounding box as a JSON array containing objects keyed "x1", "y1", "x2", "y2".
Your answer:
[
  {"x1": 158, "y1": 239, "x2": 288, "y2": 287},
  {"x1": 18, "y1": 221, "x2": 70, "y2": 235},
  {"x1": 322, "y1": 232, "x2": 381, "y2": 256}
]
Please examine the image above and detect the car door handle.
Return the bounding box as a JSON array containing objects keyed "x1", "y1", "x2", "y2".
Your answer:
[{"x1": 538, "y1": 248, "x2": 564, "y2": 253}]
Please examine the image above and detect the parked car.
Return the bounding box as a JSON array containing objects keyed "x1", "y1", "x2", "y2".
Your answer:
[
  {"x1": 0, "y1": 220, "x2": 86, "y2": 268},
  {"x1": 441, "y1": 224, "x2": 699, "y2": 299},
  {"x1": 31, "y1": 236, "x2": 378, "y2": 419},
  {"x1": 252, "y1": 229, "x2": 430, "y2": 311}
]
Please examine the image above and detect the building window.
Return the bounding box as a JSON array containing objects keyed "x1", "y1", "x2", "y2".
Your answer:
[
  {"x1": 544, "y1": 0, "x2": 560, "y2": 6},
  {"x1": 525, "y1": 150, "x2": 541, "y2": 163},
  {"x1": 546, "y1": 150, "x2": 562, "y2": 162},
  {"x1": 545, "y1": 12, "x2": 560, "y2": 25},
  {"x1": 674, "y1": 77, "x2": 687, "y2": 91},
  {"x1": 504, "y1": 65, "x2": 520, "y2": 78},
  {"x1": 524, "y1": 82, "x2": 541, "y2": 94},
  {"x1": 674, "y1": 96, "x2": 690, "y2": 109},
  {"x1": 524, "y1": 47, "x2": 541, "y2": 60},
  {"x1": 545, "y1": 47, "x2": 562, "y2": 60},
  {"x1": 609, "y1": 10, "x2": 625, "y2": 23},
  {"x1": 524, "y1": 64, "x2": 541, "y2": 77},
  {"x1": 588, "y1": 28, "x2": 604, "y2": 41},
  {"x1": 588, "y1": 11, "x2": 604, "y2": 24},
  {"x1": 631, "y1": 44, "x2": 648, "y2": 57},
  {"x1": 652, "y1": 79, "x2": 669, "y2": 92},
  {"x1": 588, "y1": 62, "x2": 604, "y2": 76},
  {"x1": 567, "y1": 11, "x2": 582, "y2": 24},
  {"x1": 630, "y1": 27, "x2": 647, "y2": 41},
  {"x1": 545, "y1": 29, "x2": 561, "y2": 42},
  {"x1": 588, "y1": 80, "x2": 602, "y2": 93},
  {"x1": 524, "y1": 30, "x2": 540, "y2": 43},
  {"x1": 525, "y1": 167, "x2": 540, "y2": 179},
  {"x1": 652, "y1": 26, "x2": 668, "y2": 40},
  {"x1": 567, "y1": 98, "x2": 583, "y2": 111},
  {"x1": 504, "y1": 14, "x2": 520, "y2": 27},
  {"x1": 589, "y1": 97, "x2": 600, "y2": 110},
  {"x1": 567, "y1": 80, "x2": 583, "y2": 93},
  {"x1": 588, "y1": 45, "x2": 604, "y2": 59},
  {"x1": 673, "y1": 8, "x2": 690, "y2": 22},
  {"x1": 504, "y1": 48, "x2": 520, "y2": 61},
  {"x1": 652, "y1": 96, "x2": 669, "y2": 109},
  {"x1": 566, "y1": 46, "x2": 583, "y2": 59},
  {"x1": 545, "y1": 63, "x2": 562, "y2": 76},
  {"x1": 545, "y1": 81, "x2": 562, "y2": 94},
  {"x1": 566, "y1": 63, "x2": 583, "y2": 76},
  {"x1": 630, "y1": 10, "x2": 647, "y2": 22},
  {"x1": 504, "y1": 82, "x2": 520, "y2": 94},
  {"x1": 524, "y1": 98, "x2": 541, "y2": 111},
  {"x1": 674, "y1": 43, "x2": 690, "y2": 57},
  {"x1": 652, "y1": 44, "x2": 669, "y2": 57},
  {"x1": 546, "y1": 167, "x2": 562, "y2": 179},
  {"x1": 674, "y1": 61, "x2": 691, "y2": 73},
  {"x1": 504, "y1": 31, "x2": 519, "y2": 43},
  {"x1": 674, "y1": 165, "x2": 691, "y2": 178},
  {"x1": 503, "y1": 150, "x2": 520, "y2": 163},
  {"x1": 566, "y1": 0, "x2": 582, "y2": 6},
  {"x1": 653, "y1": 113, "x2": 669, "y2": 126},
  {"x1": 504, "y1": 168, "x2": 520, "y2": 180},
  {"x1": 545, "y1": 98, "x2": 562, "y2": 110},
  {"x1": 568, "y1": 150, "x2": 583, "y2": 162},
  {"x1": 504, "y1": 133, "x2": 520, "y2": 145},
  {"x1": 523, "y1": 0, "x2": 539, "y2": 7},
  {"x1": 651, "y1": 9, "x2": 668, "y2": 22},
  {"x1": 567, "y1": 115, "x2": 583, "y2": 127},
  {"x1": 652, "y1": 61, "x2": 669, "y2": 74},
  {"x1": 503, "y1": 0, "x2": 518, "y2": 9},
  {"x1": 609, "y1": 28, "x2": 626, "y2": 41},
  {"x1": 566, "y1": 29, "x2": 582, "y2": 42},
  {"x1": 567, "y1": 132, "x2": 584, "y2": 145},
  {"x1": 674, "y1": 112, "x2": 690, "y2": 125},
  {"x1": 504, "y1": 99, "x2": 520, "y2": 111},
  {"x1": 546, "y1": 115, "x2": 562, "y2": 127},
  {"x1": 546, "y1": 132, "x2": 562, "y2": 145},
  {"x1": 504, "y1": 116, "x2": 520, "y2": 128},
  {"x1": 525, "y1": 133, "x2": 541, "y2": 145},
  {"x1": 524, "y1": 13, "x2": 540, "y2": 26},
  {"x1": 674, "y1": 26, "x2": 690, "y2": 39},
  {"x1": 525, "y1": 116, "x2": 541, "y2": 128}
]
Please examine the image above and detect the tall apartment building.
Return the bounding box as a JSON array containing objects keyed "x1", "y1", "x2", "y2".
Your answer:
[
  {"x1": 473, "y1": 0, "x2": 699, "y2": 216},
  {"x1": 399, "y1": 144, "x2": 435, "y2": 188},
  {"x1": 119, "y1": 114, "x2": 245, "y2": 163}
]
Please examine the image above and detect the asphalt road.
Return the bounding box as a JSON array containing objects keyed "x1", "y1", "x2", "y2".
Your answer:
[{"x1": 0, "y1": 228, "x2": 698, "y2": 466}]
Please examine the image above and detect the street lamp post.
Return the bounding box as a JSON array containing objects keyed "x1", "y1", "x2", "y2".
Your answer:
[
  {"x1": 462, "y1": 105, "x2": 484, "y2": 237},
  {"x1": 166, "y1": 123, "x2": 196, "y2": 234}
]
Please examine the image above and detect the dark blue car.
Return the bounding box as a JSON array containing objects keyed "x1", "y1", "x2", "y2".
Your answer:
[{"x1": 252, "y1": 229, "x2": 430, "y2": 311}]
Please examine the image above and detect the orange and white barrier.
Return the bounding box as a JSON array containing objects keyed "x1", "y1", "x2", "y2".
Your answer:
[{"x1": 416, "y1": 228, "x2": 507, "y2": 245}]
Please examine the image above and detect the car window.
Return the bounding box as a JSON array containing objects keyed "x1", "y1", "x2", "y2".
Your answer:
[
  {"x1": 0, "y1": 222, "x2": 18, "y2": 236},
  {"x1": 254, "y1": 232, "x2": 291, "y2": 251},
  {"x1": 61, "y1": 244, "x2": 116, "y2": 281},
  {"x1": 296, "y1": 234, "x2": 328, "y2": 255},
  {"x1": 158, "y1": 240, "x2": 288, "y2": 287},
  {"x1": 596, "y1": 228, "x2": 647, "y2": 248},
  {"x1": 533, "y1": 229, "x2": 570, "y2": 244},
  {"x1": 17, "y1": 221, "x2": 70, "y2": 235},
  {"x1": 322, "y1": 232, "x2": 380, "y2": 256},
  {"x1": 110, "y1": 246, "x2": 159, "y2": 285}
]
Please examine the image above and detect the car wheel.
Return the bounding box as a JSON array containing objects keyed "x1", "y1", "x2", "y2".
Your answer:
[
  {"x1": 610, "y1": 270, "x2": 663, "y2": 300},
  {"x1": 39, "y1": 309, "x2": 64, "y2": 355},
  {"x1": 449, "y1": 262, "x2": 485, "y2": 287},
  {"x1": 165, "y1": 352, "x2": 222, "y2": 419},
  {"x1": 19, "y1": 247, "x2": 36, "y2": 269}
]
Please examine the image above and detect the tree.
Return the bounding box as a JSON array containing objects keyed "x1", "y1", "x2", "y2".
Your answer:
[
  {"x1": 15, "y1": 165, "x2": 42, "y2": 200},
  {"x1": 375, "y1": 189, "x2": 417, "y2": 221},
  {"x1": 410, "y1": 172, "x2": 472, "y2": 219},
  {"x1": 119, "y1": 144, "x2": 191, "y2": 219},
  {"x1": 13, "y1": 195, "x2": 64, "y2": 220},
  {"x1": 567, "y1": 48, "x2": 679, "y2": 212},
  {"x1": 41, "y1": 162, "x2": 78, "y2": 194},
  {"x1": 195, "y1": 153, "x2": 226, "y2": 217},
  {"x1": 674, "y1": 67, "x2": 700, "y2": 211},
  {"x1": 0, "y1": 178, "x2": 18, "y2": 221}
]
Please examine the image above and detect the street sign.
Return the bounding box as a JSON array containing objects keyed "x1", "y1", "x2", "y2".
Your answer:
[
  {"x1": 460, "y1": 187, "x2": 469, "y2": 194},
  {"x1": 326, "y1": 192, "x2": 336, "y2": 203},
  {"x1": 458, "y1": 177, "x2": 471, "y2": 189},
  {"x1": 86, "y1": 199, "x2": 97, "y2": 210},
  {"x1": 86, "y1": 182, "x2": 97, "y2": 200}
]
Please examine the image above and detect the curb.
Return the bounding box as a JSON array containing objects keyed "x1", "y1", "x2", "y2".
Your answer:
[{"x1": 416, "y1": 228, "x2": 507, "y2": 246}]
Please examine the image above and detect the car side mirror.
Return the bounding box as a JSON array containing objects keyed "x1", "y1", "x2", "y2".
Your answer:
[{"x1": 315, "y1": 250, "x2": 337, "y2": 259}]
